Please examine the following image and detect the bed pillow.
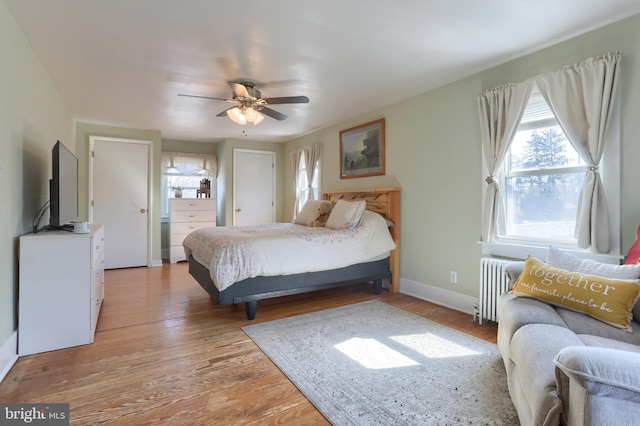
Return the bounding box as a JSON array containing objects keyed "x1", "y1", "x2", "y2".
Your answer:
[
  {"x1": 547, "y1": 246, "x2": 640, "y2": 280},
  {"x1": 511, "y1": 255, "x2": 640, "y2": 332},
  {"x1": 325, "y1": 200, "x2": 367, "y2": 230},
  {"x1": 294, "y1": 200, "x2": 333, "y2": 227}
]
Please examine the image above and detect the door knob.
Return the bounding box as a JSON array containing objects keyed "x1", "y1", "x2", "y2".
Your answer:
[
  {"x1": 235, "y1": 208, "x2": 242, "y2": 212},
  {"x1": 140, "y1": 208, "x2": 146, "y2": 213}
]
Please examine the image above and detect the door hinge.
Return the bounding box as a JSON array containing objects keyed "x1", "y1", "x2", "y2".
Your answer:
[
  {"x1": 91, "y1": 200, "x2": 94, "y2": 207},
  {"x1": 91, "y1": 150, "x2": 94, "y2": 157}
]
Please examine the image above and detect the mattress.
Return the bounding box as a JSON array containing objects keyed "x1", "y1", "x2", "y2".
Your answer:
[{"x1": 183, "y1": 210, "x2": 396, "y2": 291}]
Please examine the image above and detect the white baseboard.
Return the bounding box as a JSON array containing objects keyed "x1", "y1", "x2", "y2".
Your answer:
[
  {"x1": 0, "y1": 332, "x2": 18, "y2": 383},
  {"x1": 400, "y1": 278, "x2": 478, "y2": 316}
]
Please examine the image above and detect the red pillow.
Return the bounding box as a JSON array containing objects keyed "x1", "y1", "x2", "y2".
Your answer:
[{"x1": 624, "y1": 225, "x2": 640, "y2": 264}]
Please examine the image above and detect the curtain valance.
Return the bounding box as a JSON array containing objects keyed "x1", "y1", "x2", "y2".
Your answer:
[{"x1": 161, "y1": 151, "x2": 217, "y2": 177}]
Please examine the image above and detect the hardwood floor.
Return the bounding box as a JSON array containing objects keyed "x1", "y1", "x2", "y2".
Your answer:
[{"x1": 1, "y1": 262, "x2": 497, "y2": 425}]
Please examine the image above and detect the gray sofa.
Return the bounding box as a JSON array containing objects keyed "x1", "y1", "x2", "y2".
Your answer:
[{"x1": 497, "y1": 261, "x2": 640, "y2": 426}]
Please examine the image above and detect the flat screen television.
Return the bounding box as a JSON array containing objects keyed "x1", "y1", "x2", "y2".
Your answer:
[{"x1": 49, "y1": 141, "x2": 79, "y2": 227}]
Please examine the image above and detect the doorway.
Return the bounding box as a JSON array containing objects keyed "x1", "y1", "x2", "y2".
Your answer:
[
  {"x1": 233, "y1": 148, "x2": 276, "y2": 226},
  {"x1": 89, "y1": 136, "x2": 151, "y2": 269}
]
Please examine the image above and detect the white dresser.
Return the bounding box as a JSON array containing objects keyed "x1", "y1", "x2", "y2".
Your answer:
[
  {"x1": 18, "y1": 225, "x2": 105, "y2": 355},
  {"x1": 170, "y1": 198, "x2": 216, "y2": 263}
]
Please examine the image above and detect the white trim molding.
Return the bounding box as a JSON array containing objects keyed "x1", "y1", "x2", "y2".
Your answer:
[
  {"x1": 400, "y1": 278, "x2": 478, "y2": 316},
  {"x1": 0, "y1": 332, "x2": 18, "y2": 383}
]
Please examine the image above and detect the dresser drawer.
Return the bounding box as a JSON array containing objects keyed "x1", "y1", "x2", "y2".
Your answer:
[
  {"x1": 170, "y1": 221, "x2": 215, "y2": 235},
  {"x1": 91, "y1": 227, "x2": 105, "y2": 265},
  {"x1": 171, "y1": 233, "x2": 191, "y2": 247},
  {"x1": 170, "y1": 198, "x2": 216, "y2": 212},
  {"x1": 171, "y1": 210, "x2": 215, "y2": 223}
]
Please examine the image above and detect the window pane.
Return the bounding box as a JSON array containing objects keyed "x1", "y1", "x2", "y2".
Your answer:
[
  {"x1": 509, "y1": 125, "x2": 583, "y2": 172},
  {"x1": 503, "y1": 171, "x2": 584, "y2": 242}
]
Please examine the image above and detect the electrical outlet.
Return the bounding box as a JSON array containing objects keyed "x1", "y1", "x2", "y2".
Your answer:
[{"x1": 450, "y1": 271, "x2": 457, "y2": 284}]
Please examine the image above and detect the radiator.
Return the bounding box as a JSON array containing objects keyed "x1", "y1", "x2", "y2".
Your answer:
[{"x1": 478, "y1": 258, "x2": 511, "y2": 325}]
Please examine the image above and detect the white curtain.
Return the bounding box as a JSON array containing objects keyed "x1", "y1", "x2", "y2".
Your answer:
[
  {"x1": 536, "y1": 52, "x2": 620, "y2": 253},
  {"x1": 161, "y1": 151, "x2": 217, "y2": 177},
  {"x1": 478, "y1": 81, "x2": 533, "y2": 242},
  {"x1": 290, "y1": 148, "x2": 303, "y2": 217},
  {"x1": 303, "y1": 143, "x2": 322, "y2": 200}
]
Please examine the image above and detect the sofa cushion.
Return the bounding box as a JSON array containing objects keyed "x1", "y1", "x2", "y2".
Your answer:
[
  {"x1": 547, "y1": 246, "x2": 640, "y2": 279},
  {"x1": 577, "y1": 334, "x2": 640, "y2": 353},
  {"x1": 509, "y1": 324, "x2": 584, "y2": 426},
  {"x1": 555, "y1": 308, "x2": 640, "y2": 346},
  {"x1": 511, "y1": 256, "x2": 640, "y2": 332},
  {"x1": 497, "y1": 293, "x2": 567, "y2": 351}
]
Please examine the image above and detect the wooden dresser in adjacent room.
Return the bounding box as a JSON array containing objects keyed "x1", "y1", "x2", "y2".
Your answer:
[{"x1": 170, "y1": 198, "x2": 216, "y2": 263}]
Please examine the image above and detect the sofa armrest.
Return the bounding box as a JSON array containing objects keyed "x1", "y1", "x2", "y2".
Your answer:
[
  {"x1": 505, "y1": 261, "x2": 525, "y2": 289},
  {"x1": 554, "y1": 346, "x2": 640, "y2": 425}
]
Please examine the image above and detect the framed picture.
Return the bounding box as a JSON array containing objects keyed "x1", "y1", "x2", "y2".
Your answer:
[{"x1": 339, "y1": 118, "x2": 385, "y2": 179}]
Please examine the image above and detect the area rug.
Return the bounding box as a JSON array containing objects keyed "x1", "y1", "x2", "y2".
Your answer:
[{"x1": 242, "y1": 300, "x2": 519, "y2": 425}]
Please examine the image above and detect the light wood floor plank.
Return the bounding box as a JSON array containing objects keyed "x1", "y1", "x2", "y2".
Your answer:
[{"x1": 0, "y1": 262, "x2": 497, "y2": 425}]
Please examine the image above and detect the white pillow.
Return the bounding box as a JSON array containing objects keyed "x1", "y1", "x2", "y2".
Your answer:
[
  {"x1": 325, "y1": 200, "x2": 366, "y2": 230},
  {"x1": 294, "y1": 200, "x2": 332, "y2": 226},
  {"x1": 547, "y1": 246, "x2": 640, "y2": 279}
]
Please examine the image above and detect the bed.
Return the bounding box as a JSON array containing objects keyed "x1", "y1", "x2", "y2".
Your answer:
[{"x1": 185, "y1": 188, "x2": 401, "y2": 319}]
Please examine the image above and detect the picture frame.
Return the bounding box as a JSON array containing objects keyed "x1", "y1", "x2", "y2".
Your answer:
[{"x1": 339, "y1": 118, "x2": 385, "y2": 179}]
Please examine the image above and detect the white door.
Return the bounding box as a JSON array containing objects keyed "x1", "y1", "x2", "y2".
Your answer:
[
  {"x1": 233, "y1": 149, "x2": 275, "y2": 226},
  {"x1": 89, "y1": 137, "x2": 150, "y2": 269}
]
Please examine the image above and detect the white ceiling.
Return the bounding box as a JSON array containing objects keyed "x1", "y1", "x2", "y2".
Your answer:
[{"x1": 5, "y1": 0, "x2": 640, "y2": 143}]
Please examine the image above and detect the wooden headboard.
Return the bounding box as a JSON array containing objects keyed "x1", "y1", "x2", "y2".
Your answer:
[{"x1": 321, "y1": 188, "x2": 401, "y2": 293}]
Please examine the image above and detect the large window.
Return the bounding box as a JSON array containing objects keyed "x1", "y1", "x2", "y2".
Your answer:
[{"x1": 499, "y1": 90, "x2": 586, "y2": 244}]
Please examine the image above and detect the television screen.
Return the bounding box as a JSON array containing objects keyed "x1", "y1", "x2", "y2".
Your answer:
[{"x1": 50, "y1": 141, "x2": 79, "y2": 227}]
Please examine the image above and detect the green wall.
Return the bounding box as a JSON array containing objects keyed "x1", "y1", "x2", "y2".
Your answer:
[
  {"x1": 0, "y1": 2, "x2": 74, "y2": 347},
  {"x1": 284, "y1": 13, "x2": 640, "y2": 305}
]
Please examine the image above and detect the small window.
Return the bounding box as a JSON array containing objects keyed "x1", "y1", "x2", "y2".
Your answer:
[
  {"x1": 161, "y1": 152, "x2": 216, "y2": 217},
  {"x1": 296, "y1": 152, "x2": 320, "y2": 212},
  {"x1": 498, "y1": 90, "x2": 586, "y2": 244}
]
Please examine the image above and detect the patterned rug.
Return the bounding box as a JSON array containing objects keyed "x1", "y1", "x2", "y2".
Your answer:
[{"x1": 242, "y1": 300, "x2": 519, "y2": 425}]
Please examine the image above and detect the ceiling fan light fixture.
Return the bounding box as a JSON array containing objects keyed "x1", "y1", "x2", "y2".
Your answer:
[
  {"x1": 244, "y1": 107, "x2": 259, "y2": 122},
  {"x1": 226, "y1": 107, "x2": 247, "y2": 125},
  {"x1": 252, "y1": 113, "x2": 265, "y2": 125}
]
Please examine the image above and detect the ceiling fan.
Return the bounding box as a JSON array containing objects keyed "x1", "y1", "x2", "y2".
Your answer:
[{"x1": 178, "y1": 81, "x2": 309, "y2": 125}]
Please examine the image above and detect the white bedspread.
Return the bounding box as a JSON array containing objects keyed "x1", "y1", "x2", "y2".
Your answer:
[{"x1": 183, "y1": 210, "x2": 396, "y2": 291}]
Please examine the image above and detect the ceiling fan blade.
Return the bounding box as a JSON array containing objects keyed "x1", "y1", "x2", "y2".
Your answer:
[
  {"x1": 178, "y1": 94, "x2": 233, "y2": 102},
  {"x1": 229, "y1": 82, "x2": 251, "y2": 98},
  {"x1": 259, "y1": 106, "x2": 288, "y2": 121},
  {"x1": 262, "y1": 96, "x2": 310, "y2": 105}
]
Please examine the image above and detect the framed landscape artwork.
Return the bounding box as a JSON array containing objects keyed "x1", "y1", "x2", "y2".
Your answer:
[{"x1": 339, "y1": 118, "x2": 385, "y2": 179}]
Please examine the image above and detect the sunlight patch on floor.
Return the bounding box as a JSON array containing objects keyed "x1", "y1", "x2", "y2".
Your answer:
[
  {"x1": 334, "y1": 338, "x2": 419, "y2": 369},
  {"x1": 391, "y1": 333, "x2": 483, "y2": 358},
  {"x1": 334, "y1": 332, "x2": 484, "y2": 369}
]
